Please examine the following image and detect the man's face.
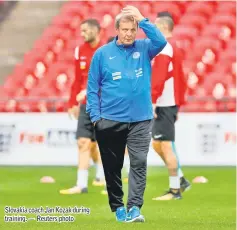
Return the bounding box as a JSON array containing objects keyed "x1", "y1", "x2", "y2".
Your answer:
[
  {"x1": 154, "y1": 18, "x2": 166, "y2": 34},
  {"x1": 80, "y1": 23, "x2": 97, "y2": 43},
  {"x1": 116, "y1": 19, "x2": 137, "y2": 45}
]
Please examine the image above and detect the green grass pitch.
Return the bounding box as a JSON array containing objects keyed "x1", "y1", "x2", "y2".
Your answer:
[{"x1": 0, "y1": 166, "x2": 235, "y2": 230}]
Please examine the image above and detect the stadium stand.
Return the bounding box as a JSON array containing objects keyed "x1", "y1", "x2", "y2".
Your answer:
[{"x1": 0, "y1": 1, "x2": 236, "y2": 112}]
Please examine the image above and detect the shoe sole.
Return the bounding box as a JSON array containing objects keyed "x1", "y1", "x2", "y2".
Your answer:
[
  {"x1": 126, "y1": 215, "x2": 145, "y2": 223},
  {"x1": 59, "y1": 189, "x2": 88, "y2": 195},
  {"x1": 152, "y1": 195, "x2": 182, "y2": 201},
  {"x1": 92, "y1": 182, "x2": 105, "y2": 187},
  {"x1": 59, "y1": 192, "x2": 88, "y2": 195},
  {"x1": 153, "y1": 197, "x2": 182, "y2": 201}
]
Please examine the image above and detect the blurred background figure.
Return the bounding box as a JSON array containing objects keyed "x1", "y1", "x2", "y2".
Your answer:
[
  {"x1": 60, "y1": 18, "x2": 105, "y2": 195},
  {"x1": 151, "y1": 11, "x2": 190, "y2": 201}
]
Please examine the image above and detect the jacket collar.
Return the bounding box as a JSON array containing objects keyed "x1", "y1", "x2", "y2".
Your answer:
[{"x1": 114, "y1": 36, "x2": 136, "y2": 49}]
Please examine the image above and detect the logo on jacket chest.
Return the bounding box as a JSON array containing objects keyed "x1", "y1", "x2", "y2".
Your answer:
[
  {"x1": 80, "y1": 56, "x2": 88, "y2": 70},
  {"x1": 111, "y1": 68, "x2": 143, "y2": 80},
  {"x1": 112, "y1": 72, "x2": 122, "y2": 80},
  {"x1": 133, "y1": 52, "x2": 140, "y2": 59},
  {"x1": 80, "y1": 61, "x2": 87, "y2": 70},
  {"x1": 135, "y1": 68, "x2": 143, "y2": 78}
]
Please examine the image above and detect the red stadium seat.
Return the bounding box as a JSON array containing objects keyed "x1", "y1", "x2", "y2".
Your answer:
[
  {"x1": 3, "y1": 99, "x2": 18, "y2": 112},
  {"x1": 201, "y1": 72, "x2": 234, "y2": 101},
  {"x1": 210, "y1": 15, "x2": 236, "y2": 33},
  {"x1": 139, "y1": 2, "x2": 153, "y2": 15},
  {"x1": 52, "y1": 15, "x2": 71, "y2": 28},
  {"x1": 48, "y1": 72, "x2": 73, "y2": 93},
  {"x1": 185, "y1": 2, "x2": 216, "y2": 18},
  {"x1": 60, "y1": 3, "x2": 91, "y2": 18},
  {"x1": 52, "y1": 14, "x2": 81, "y2": 31},
  {"x1": 42, "y1": 62, "x2": 74, "y2": 85},
  {"x1": 31, "y1": 40, "x2": 57, "y2": 66},
  {"x1": 173, "y1": 26, "x2": 199, "y2": 42},
  {"x1": 201, "y1": 25, "x2": 233, "y2": 42},
  {"x1": 181, "y1": 101, "x2": 209, "y2": 112},
  {"x1": 226, "y1": 39, "x2": 236, "y2": 52},
  {"x1": 2, "y1": 1, "x2": 235, "y2": 112},
  {"x1": 151, "y1": 2, "x2": 182, "y2": 23},
  {"x1": 203, "y1": 101, "x2": 218, "y2": 112},
  {"x1": 0, "y1": 87, "x2": 10, "y2": 104},
  {"x1": 213, "y1": 61, "x2": 232, "y2": 77},
  {"x1": 123, "y1": 1, "x2": 152, "y2": 15},
  {"x1": 41, "y1": 27, "x2": 72, "y2": 46},
  {"x1": 175, "y1": 39, "x2": 192, "y2": 56},
  {"x1": 4, "y1": 73, "x2": 22, "y2": 90},
  {"x1": 219, "y1": 49, "x2": 236, "y2": 64},
  {"x1": 183, "y1": 60, "x2": 197, "y2": 75},
  {"x1": 226, "y1": 101, "x2": 236, "y2": 112},
  {"x1": 173, "y1": 1, "x2": 190, "y2": 13},
  {"x1": 92, "y1": 1, "x2": 123, "y2": 16},
  {"x1": 187, "y1": 38, "x2": 222, "y2": 64},
  {"x1": 41, "y1": 26, "x2": 65, "y2": 41},
  {"x1": 172, "y1": 26, "x2": 199, "y2": 57},
  {"x1": 179, "y1": 15, "x2": 206, "y2": 31},
  {"x1": 66, "y1": 39, "x2": 81, "y2": 53},
  {"x1": 57, "y1": 50, "x2": 74, "y2": 63},
  {"x1": 216, "y1": 2, "x2": 236, "y2": 16}
]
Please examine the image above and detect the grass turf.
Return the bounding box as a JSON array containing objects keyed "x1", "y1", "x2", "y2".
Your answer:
[{"x1": 0, "y1": 166, "x2": 235, "y2": 230}]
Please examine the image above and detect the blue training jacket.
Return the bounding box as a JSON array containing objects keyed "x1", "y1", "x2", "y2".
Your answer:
[{"x1": 86, "y1": 18, "x2": 167, "y2": 123}]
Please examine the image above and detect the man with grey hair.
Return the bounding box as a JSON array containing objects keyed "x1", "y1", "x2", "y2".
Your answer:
[{"x1": 86, "y1": 5, "x2": 167, "y2": 223}]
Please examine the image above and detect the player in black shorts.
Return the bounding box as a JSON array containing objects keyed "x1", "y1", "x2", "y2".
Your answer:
[
  {"x1": 153, "y1": 106, "x2": 178, "y2": 142},
  {"x1": 151, "y1": 12, "x2": 191, "y2": 200},
  {"x1": 76, "y1": 104, "x2": 96, "y2": 141},
  {"x1": 60, "y1": 19, "x2": 105, "y2": 195}
]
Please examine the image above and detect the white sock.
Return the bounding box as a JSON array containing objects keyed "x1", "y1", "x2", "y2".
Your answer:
[
  {"x1": 76, "y1": 169, "x2": 88, "y2": 189},
  {"x1": 178, "y1": 168, "x2": 184, "y2": 178},
  {"x1": 125, "y1": 163, "x2": 130, "y2": 176},
  {"x1": 94, "y1": 163, "x2": 99, "y2": 178},
  {"x1": 169, "y1": 176, "x2": 180, "y2": 189},
  {"x1": 96, "y1": 164, "x2": 105, "y2": 180},
  {"x1": 124, "y1": 154, "x2": 130, "y2": 176}
]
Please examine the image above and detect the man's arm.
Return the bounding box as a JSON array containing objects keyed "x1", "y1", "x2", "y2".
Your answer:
[
  {"x1": 68, "y1": 46, "x2": 83, "y2": 108},
  {"x1": 86, "y1": 50, "x2": 102, "y2": 123},
  {"x1": 174, "y1": 49, "x2": 188, "y2": 106},
  {"x1": 139, "y1": 19, "x2": 167, "y2": 60},
  {"x1": 151, "y1": 53, "x2": 171, "y2": 103},
  {"x1": 121, "y1": 5, "x2": 167, "y2": 60}
]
